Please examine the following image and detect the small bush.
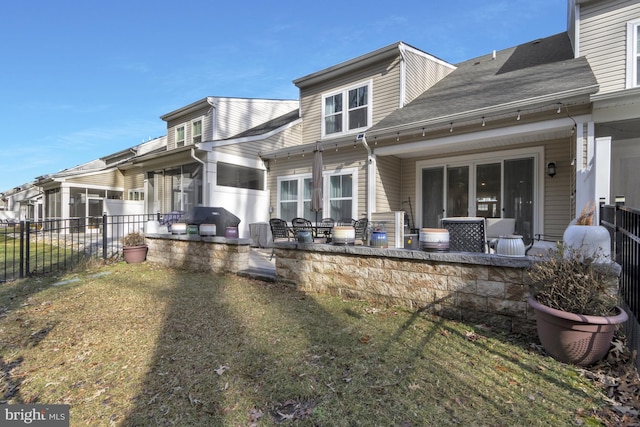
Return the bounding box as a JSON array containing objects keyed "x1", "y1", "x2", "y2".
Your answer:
[
  {"x1": 528, "y1": 243, "x2": 616, "y2": 316},
  {"x1": 122, "y1": 231, "x2": 146, "y2": 247}
]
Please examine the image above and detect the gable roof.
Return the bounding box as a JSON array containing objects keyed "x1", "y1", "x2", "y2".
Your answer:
[{"x1": 368, "y1": 32, "x2": 599, "y2": 135}]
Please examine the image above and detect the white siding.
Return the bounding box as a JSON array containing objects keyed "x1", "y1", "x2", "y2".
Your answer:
[
  {"x1": 213, "y1": 98, "x2": 299, "y2": 140},
  {"x1": 403, "y1": 49, "x2": 454, "y2": 105}
]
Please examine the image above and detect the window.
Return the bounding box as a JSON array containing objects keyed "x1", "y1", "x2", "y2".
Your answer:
[
  {"x1": 128, "y1": 189, "x2": 144, "y2": 201},
  {"x1": 176, "y1": 125, "x2": 185, "y2": 147},
  {"x1": 277, "y1": 170, "x2": 356, "y2": 221},
  {"x1": 323, "y1": 81, "x2": 371, "y2": 137},
  {"x1": 627, "y1": 19, "x2": 640, "y2": 88},
  {"x1": 217, "y1": 162, "x2": 265, "y2": 190},
  {"x1": 192, "y1": 120, "x2": 202, "y2": 144}
]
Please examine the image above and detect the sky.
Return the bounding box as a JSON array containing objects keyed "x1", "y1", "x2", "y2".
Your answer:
[{"x1": 0, "y1": 0, "x2": 568, "y2": 191}]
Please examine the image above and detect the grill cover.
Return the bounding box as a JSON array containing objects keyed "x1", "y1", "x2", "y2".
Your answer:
[{"x1": 178, "y1": 207, "x2": 241, "y2": 237}]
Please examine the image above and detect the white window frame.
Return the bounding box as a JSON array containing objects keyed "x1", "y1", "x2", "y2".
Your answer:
[
  {"x1": 626, "y1": 19, "x2": 640, "y2": 89},
  {"x1": 175, "y1": 125, "x2": 185, "y2": 148},
  {"x1": 128, "y1": 188, "x2": 144, "y2": 201},
  {"x1": 276, "y1": 168, "x2": 358, "y2": 221},
  {"x1": 192, "y1": 119, "x2": 203, "y2": 144},
  {"x1": 321, "y1": 80, "x2": 372, "y2": 138}
]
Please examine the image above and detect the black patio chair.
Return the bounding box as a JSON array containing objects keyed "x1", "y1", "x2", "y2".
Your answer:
[
  {"x1": 354, "y1": 218, "x2": 368, "y2": 244},
  {"x1": 269, "y1": 218, "x2": 292, "y2": 260},
  {"x1": 291, "y1": 217, "x2": 316, "y2": 239},
  {"x1": 337, "y1": 218, "x2": 356, "y2": 226}
]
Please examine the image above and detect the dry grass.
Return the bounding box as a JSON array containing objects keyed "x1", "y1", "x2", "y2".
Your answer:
[{"x1": 0, "y1": 261, "x2": 621, "y2": 426}]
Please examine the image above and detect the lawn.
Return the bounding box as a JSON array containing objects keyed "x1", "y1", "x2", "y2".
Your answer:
[{"x1": 0, "y1": 261, "x2": 635, "y2": 426}]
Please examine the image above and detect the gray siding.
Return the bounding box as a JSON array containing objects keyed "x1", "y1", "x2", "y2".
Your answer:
[
  {"x1": 403, "y1": 49, "x2": 454, "y2": 105},
  {"x1": 580, "y1": 0, "x2": 640, "y2": 93},
  {"x1": 298, "y1": 56, "x2": 402, "y2": 145}
]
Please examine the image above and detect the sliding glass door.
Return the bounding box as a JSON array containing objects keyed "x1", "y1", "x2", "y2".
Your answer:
[{"x1": 420, "y1": 155, "x2": 535, "y2": 242}]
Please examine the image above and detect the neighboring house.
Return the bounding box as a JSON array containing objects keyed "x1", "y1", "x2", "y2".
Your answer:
[
  {"x1": 260, "y1": 0, "x2": 639, "y2": 245},
  {"x1": 0, "y1": 183, "x2": 43, "y2": 222},
  {"x1": 32, "y1": 136, "x2": 167, "y2": 229},
  {"x1": 118, "y1": 96, "x2": 300, "y2": 237}
]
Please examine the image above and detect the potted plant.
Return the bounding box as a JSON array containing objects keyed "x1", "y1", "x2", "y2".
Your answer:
[
  {"x1": 122, "y1": 231, "x2": 147, "y2": 264},
  {"x1": 527, "y1": 243, "x2": 627, "y2": 366}
]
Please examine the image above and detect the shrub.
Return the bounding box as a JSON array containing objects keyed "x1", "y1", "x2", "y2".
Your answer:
[
  {"x1": 528, "y1": 243, "x2": 617, "y2": 316},
  {"x1": 122, "y1": 232, "x2": 146, "y2": 247}
]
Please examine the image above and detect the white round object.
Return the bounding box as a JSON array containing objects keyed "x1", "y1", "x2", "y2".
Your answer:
[
  {"x1": 419, "y1": 228, "x2": 449, "y2": 252},
  {"x1": 562, "y1": 225, "x2": 611, "y2": 262},
  {"x1": 333, "y1": 226, "x2": 355, "y2": 245},
  {"x1": 199, "y1": 223, "x2": 217, "y2": 236},
  {"x1": 146, "y1": 220, "x2": 160, "y2": 234},
  {"x1": 171, "y1": 223, "x2": 187, "y2": 235},
  {"x1": 496, "y1": 235, "x2": 526, "y2": 257}
]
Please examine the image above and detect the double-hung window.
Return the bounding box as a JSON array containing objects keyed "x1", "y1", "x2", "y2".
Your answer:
[
  {"x1": 627, "y1": 19, "x2": 640, "y2": 88},
  {"x1": 277, "y1": 170, "x2": 357, "y2": 222},
  {"x1": 323, "y1": 81, "x2": 371, "y2": 137},
  {"x1": 192, "y1": 120, "x2": 202, "y2": 144},
  {"x1": 175, "y1": 125, "x2": 185, "y2": 148}
]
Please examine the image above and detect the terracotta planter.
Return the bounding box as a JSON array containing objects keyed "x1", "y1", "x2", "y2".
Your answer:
[
  {"x1": 527, "y1": 297, "x2": 628, "y2": 366},
  {"x1": 123, "y1": 245, "x2": 148, "y2": 264}
]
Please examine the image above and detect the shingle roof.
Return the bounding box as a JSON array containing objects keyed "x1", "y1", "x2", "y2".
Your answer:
[
  {"x1": 229, "y1": 109, "x2": 300, "y2": 139},
  {"x1": 369, "y1": 33, "x2": 598, "y2": 133}
]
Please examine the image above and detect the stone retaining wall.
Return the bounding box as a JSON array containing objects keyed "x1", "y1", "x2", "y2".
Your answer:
[
  {"x1": 146, "y1": 234, "x2": 250, "y2": 273},
  {"x1": 275, "y1": 243, "x2": 537, "y2": 333}
]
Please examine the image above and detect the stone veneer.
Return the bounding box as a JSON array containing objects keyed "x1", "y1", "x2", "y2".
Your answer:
[
  {"x1": 146, "y1": 234, "x2": 250, "y2": 273},
  {"x1": 275, "y1": 242, "x2": 539, "y2": 334}
]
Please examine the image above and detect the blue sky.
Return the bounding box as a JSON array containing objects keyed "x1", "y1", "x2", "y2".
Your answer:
[{"x1": 0, "y1": 0, "x2": 567, "y2": 191}]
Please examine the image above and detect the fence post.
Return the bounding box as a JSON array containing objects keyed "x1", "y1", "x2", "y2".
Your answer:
[
  {"x1": 102, "y1": 214, "x2": 108, "y2": 260},
  {"x1": 19, "y1": 221, "x2": 24, "y2": 279},
  {"x1": 615, "y1": 195, "x2": 625, "y2": 265}
]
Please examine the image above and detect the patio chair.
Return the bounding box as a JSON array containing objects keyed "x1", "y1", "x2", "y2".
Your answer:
[
  {"x1": 441, "y1": 217, "x2": 487, "y2": 253},
  {"x1": 269, "y1": 218, "x2": 292, "y2": 260},
  {"x1": 354, "y1": 218, "x2": 368, "y2": 244},
  {"x1": 318, "y1": 218, "x2": 335, "y2": 241},
  {"x1": 337, "y1": 218, "x2": 356, "y2": 226},
  {"x1": 291, "y1": 217, "x2": 316, "y2": 239}
]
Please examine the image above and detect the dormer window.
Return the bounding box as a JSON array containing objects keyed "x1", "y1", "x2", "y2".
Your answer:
[
  {"x1": 322, "y1": 81, "x2": 372, "y2": 137},
  {"x1": 176, "y1": 125, "x2": 185, "y2": 148},
  {"x1": 192, "y1": 120, "x2": 202, "y2": 144}
]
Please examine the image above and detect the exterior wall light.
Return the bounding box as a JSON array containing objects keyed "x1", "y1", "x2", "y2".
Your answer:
[{"x1": 547, "y1": 162, "x2": 557, "y2": 178}]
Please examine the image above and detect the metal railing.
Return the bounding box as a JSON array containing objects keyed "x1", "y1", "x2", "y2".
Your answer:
[
  {"x1": 1, "y1": 214, "x2": 158, "y2": 283},
  {"x1": 600, "y1": 198, "x2": 640, "y2": 368}
]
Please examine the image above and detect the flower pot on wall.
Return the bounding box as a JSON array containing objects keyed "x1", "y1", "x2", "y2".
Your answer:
[
  {"x1": 123, "y1": 245, "x2": 148, "y2": 264},
  {"x1": 527, "y1": 297, "x2": 628, "y2": 366}
]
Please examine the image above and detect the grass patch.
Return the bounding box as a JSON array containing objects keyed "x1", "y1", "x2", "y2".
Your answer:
[{"x1": 0, "y1": 262, "x2": 614, "y2": 426}]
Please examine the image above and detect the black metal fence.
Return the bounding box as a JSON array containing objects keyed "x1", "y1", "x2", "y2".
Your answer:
[
  {"x1": 600, "y1": 199, "x2": 640, "y2": 367},
  {"x1": 1, "y1": 214, "x2": 158, "y2": 283}
]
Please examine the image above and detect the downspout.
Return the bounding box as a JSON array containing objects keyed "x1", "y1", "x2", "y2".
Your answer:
[
  {"x1": 359, "y1": 135, "x2": 376, "y2": 221},
  {"x1": 398, "y1": 44, "x2": 407, "y2": 108},
  {"x1": 191, "y1": 148, "x2": 207, "y2": 206}
]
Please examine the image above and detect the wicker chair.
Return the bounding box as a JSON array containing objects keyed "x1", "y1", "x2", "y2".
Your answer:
[{"x1": 441, "y1": 217, "x2": 487, "y2": 253}]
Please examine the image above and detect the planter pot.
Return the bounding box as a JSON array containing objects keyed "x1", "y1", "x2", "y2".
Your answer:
[
  {"x1": 562, "y1": 225, "x2": 611, "y2": 263},
  {"x1": 527, "y1": 297, "x2": 628, "y2": 366},
  {"x1": 496, "y1": 235, "x2": 526, "y2": 257},
  {"x1": 123, "y1": 245, "x2": 148, "y2": 264}
]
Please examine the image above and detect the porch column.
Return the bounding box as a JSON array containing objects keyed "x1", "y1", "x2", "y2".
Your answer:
[{"x1": 574, "y1": 121, "x2": 596, "y2": 219}]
